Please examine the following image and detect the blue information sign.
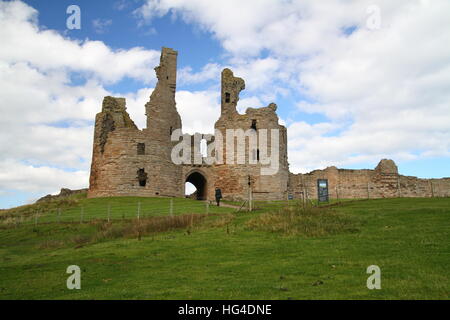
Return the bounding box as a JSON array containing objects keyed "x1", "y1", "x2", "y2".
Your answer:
[{"x1": 317, "y1": 179, "x2": 329, "y2": 203}]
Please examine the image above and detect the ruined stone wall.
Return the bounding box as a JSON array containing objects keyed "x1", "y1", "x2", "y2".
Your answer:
[
  {"x1": 37, "y1": 188, "x2": 88, "y2": 203},
  {"x1": 288, "y1": 159, "x2": 450, "y2": 200},
  {"x1": 88, "y1": 47, "x2": 448, "y2": 202},
  {"x1": 399, "y1": 176, "x2": 450, "y2": 198},
  {"x1": 213, "y1": 69, "x2": 290, "y2": 201},
  {"x1": 88, "y1": 124, "x2": 184, "y2": 198},
  {"x1": 88, "y1": 48, "x2": 184, "y2": 199},
  {"x1": 145, "y1": 48, "x2": 181, "y2": 142},
  {"x1": 173, "y1": 69, "x2": 290, "y2": 202},
  {"x1": 183, "y1": 131, "x2": 217, "y2": 199}
]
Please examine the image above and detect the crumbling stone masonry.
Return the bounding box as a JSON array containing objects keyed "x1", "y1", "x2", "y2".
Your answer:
[
  {"x1": 88, "y1": 48, "x2": 450, "y2": 201},
  {"x1": 88, "y1": 48, "x2": 183, "y2": 198},
  {"x1": 288, "y1": 159, "x2": 450, "y2": 200},
  {"x1": 37, "y1": 188, "x2": 88, "y2": 203}
]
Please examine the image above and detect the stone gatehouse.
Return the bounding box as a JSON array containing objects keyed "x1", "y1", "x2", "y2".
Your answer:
[{"x1": 87, "y1": 47, "x2": 450, "y2": 201}]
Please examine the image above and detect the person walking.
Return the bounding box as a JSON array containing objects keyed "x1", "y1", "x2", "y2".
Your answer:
[{"x1": 215, "y1": 188, "x2": 222, "y2": 207}]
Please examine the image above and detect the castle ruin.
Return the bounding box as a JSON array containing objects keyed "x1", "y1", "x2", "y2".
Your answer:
[{"x1": 88, "y1": 48, "x2": 450, "y2": 201}]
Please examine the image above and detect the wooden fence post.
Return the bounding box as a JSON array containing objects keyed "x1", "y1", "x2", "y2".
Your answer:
[{"x1": 137, "y1": 201, "x2": 141, "y2": 220}]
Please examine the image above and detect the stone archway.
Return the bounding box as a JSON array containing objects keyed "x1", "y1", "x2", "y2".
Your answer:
[{"x1": 185, "y1": 170, "x2": 207, "y2": 200}]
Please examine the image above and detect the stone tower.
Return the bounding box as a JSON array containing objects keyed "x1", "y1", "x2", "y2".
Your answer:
[
  {"x1": 220, "y1": 68, "x2": 245, "y2": 116},
  {"x1": 145, "y1": 47, "x2": 181, "y2": 142},
  {"x1": 88, "y1": 47, "x2": 184, "y2": 198},
  {"x1": 212, "y1": 69, "x2": 290, "y2": 201}
]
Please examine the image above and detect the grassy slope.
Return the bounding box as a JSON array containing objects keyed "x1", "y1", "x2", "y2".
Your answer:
[
  {"x1": 0, "y1": 197, "x2": 449, "y2": 299},
  {"x1": 0, "y1": 194, "x2": 234, "y2": 226}
]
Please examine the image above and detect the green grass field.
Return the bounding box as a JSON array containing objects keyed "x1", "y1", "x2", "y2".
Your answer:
[{"x1": 0, "y1": 195, "x2": 449, "y2": 299}]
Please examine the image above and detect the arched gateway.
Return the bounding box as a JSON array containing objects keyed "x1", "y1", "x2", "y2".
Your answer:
[{"x1": 185, "y1": 170, "x2": 207, "y2": 200}]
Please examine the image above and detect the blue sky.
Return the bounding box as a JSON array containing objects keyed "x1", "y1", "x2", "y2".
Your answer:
[
  {"x1": 25, "y1": 0, "x2": 224, "y2": 89},
  {"x1": 0, "y1": 0, "x2": 449, "y2": 208}
]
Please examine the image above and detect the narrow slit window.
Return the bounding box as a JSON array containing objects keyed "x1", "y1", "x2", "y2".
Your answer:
[
  {"x1": 137, "y1": 168, "x2": 148, "y2": 187},
  {"x1": 225, "y1": 92, "x2": 231, "y2": 103},
  {"x1": 137, "y1": 143, "x2": 145, "y2": 155},
  {"x1": 251, "y1": 119, "x2": 257, "y2": 130}
]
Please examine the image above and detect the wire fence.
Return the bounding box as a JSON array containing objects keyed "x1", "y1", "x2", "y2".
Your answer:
[
  {"x1": 226, "y1": 197, "x2": 356, "y2": 213},
  {"x1": 0, "y1": 198, "x2": 235, "y2": 229},
  {"x1": 0, "y1": 196, "x2": 385, "y2": 229}
]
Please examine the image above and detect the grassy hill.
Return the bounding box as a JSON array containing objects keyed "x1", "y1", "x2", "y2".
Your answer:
[
  {"x1": 0, "y1": 191, "x2": 234, "y2": 226},
  {"x1": 0, "y1": 195, "x2": 449, "y2": 299}
]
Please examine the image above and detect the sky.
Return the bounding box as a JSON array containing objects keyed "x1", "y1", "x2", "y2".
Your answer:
[{"x1": 0, "y1": 0, "x2": 449, "y2": 208}]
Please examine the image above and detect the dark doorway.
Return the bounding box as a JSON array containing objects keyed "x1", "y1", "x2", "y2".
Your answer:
[
  {"x1": 137, "y1": 168, "x2": 148, "y2": 187},
  {"x1": 185, "y1": 171, "x2": 207, "y2": 200}
]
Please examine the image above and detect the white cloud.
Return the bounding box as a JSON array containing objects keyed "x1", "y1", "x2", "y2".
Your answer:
[
  {"x1": 236, "y1": 96, "x2": 264, "y2": 114},
  {"x1": 92, "y1": 18, "x2": 113, "y2": 34},
  {"x1": 0, "y1": 160, "x2": 88, "y2": 194},
  {"x1": 176, "y1": 90, "x2": 221, "y2": 134},
  {"x1": 122, "y1": 87, "x2": 153, "y2": 130},
  {"x1": 0, "y1": 0, "x2": 160, "y2": 84},
  {"x1": 118, "y1": 88, "x2": 222, "y2": 136},
  {"x1": 0, "y1": 123, "x2": 93, "y2": 169},
  {"x1": 178, "y1": 63, "x2": 221, "y2": 85},
  {"x1": 113, "y1": 0, "x2": 129, "y2": 11},
  {"x1": 123, "y1": 87, "x2": 226, "y2": 138},
  {"x1": 0, "y1": 61, "x2": 108, "y2": 124},
  {"x1": 0, "y1": 0, "x2": 163, "y2": 199},
  {"x1": 232, "y1": 57, "x2": 281, "y2": 92},
  {"x1": 136, "y1": 0, "x2": 367, "y2": 57}
]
